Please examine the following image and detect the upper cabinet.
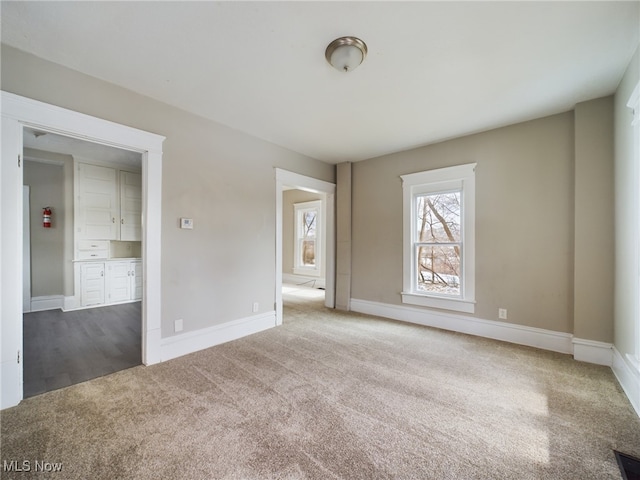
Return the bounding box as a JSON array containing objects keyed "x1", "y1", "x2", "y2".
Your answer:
[
  {"x1": 76, "y1": 162, "x2": 141, "y2": 242},
  {"x1": 120, "y1": 171, "x2": 142, "y2": 241},
  {"x1": 76, "y1": 163, "x2": 118, "y2": 240}
]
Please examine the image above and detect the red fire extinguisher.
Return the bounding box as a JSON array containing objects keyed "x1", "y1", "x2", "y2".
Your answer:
[{"x1": 43, "y1": 207, "x2": 52, "y2": 228}]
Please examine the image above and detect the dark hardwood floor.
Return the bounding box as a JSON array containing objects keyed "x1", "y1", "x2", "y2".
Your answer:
[{"x1": 23, "y1": 302, "x2": 141, "y2": 398}]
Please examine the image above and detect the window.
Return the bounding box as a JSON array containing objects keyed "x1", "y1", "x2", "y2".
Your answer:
[
  {"x1": 401, "y1": 163, "x2": 476, "y2": 313},
  {"x1": 294, "y1": 200, "x2": 321, "y2": 276}
]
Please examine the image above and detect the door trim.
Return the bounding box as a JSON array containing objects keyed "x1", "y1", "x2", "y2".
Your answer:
[{"x1": 1, "y1": 91, "x2": 165, "y2": 409}]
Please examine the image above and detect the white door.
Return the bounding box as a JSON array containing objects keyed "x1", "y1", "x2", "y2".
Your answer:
[
  {"x1": 131, "y1": 261, "x2": 143, "y2": 301},
  {"x1": 108, "y1": 261, "x2": 131, "y2": 303},
  {"x1": 77, "y1": 163, "x2": 118, "y2": 240},
  {"x1": 23, "y1": 186, "x2": 31, "y2": 313},
  {"x1": 120, "y1": 171, "x2": 142, "y2": 241},
  {"x1": 80, "y1": 263, "x2": 105, "y2": 306}
]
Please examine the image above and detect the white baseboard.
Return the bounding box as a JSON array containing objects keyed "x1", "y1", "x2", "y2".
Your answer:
[
  {"x1": 572, "y1": 338, "x2": 613, "y2": 366},
  {"x1": 350, "y1": 298, "x2": 574, "y2": 355},
  {"x1": 30, "y1": 295, "x2": 63, "y2": 312},
  {"x1": 62, "y1": 296, "x2": 79, "y2": 312},
  {"x1": 160, "y1": 311, "x2": 276, "y2": 362},
  {"x1": 612, "y1": 347, "x2": 640, "y2": 418},
  {"x1": 283, "y1": 273, "x2": 325, "y2": 289}
]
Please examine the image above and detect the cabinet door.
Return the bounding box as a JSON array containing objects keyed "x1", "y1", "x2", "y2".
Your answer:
[
  {"x1": 77, "y1": 163, "x2": 118, "y2": 240},
  {"x1": 131, "y1": 261, "x2": 143, "y2": 301},
  {"x1": 120, "y1": 171, "x2": 142, "y2": 241},
  {"x1": 80, "y1": 263, "x2": 105, "y2": 306},
  {"x1": 107, "y1": 262, "x2": 131, "y2": 303}
]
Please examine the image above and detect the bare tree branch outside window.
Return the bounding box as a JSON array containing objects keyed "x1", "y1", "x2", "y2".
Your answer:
[
  {"x1": 416, "y1": 192, "x2": 461, "y2": 296},
  {"x1": 301, "y1": 211, "x2": 317, "y2": 266}
]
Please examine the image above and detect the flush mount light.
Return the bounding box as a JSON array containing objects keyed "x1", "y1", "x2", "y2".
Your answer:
[{"x1": 325, "y1": 36, "x2": 368, "y2": 72}]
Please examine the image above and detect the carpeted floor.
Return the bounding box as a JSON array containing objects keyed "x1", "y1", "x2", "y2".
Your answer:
[{"x1": 1, "y1": 288, "x2": 639, "y2": 479}]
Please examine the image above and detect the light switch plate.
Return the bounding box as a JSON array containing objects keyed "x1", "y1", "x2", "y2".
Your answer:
[{"x1": 180, "y1": 218, "x2": 193, "y2": 229}]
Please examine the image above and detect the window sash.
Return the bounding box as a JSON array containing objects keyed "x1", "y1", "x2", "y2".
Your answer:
[
  {"x1": 414, "y1": 241, "x2": 464, "y2": 298},
  {"x1": 294, "y1": 200, "x2": 321, "y2": 276}
]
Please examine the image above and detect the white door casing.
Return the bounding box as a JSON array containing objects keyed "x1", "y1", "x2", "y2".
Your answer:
[
  {"x1": 1, "y1": 91, "x2": 164, "y2": 409},
  {"x1": 23, "y1": 186, "x2": 31, "y2": 313}
]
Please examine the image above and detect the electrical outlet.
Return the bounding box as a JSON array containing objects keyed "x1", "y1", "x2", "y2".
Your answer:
[
  {"x1": 252, "y1": 302, "x2": 259, "y2": 313},
  {"x1": 498, "y1": 308, "x2": 508, "y2": 320},
  {"x1": 174, "y1": 319, "x2": 183, "y2": 332}
]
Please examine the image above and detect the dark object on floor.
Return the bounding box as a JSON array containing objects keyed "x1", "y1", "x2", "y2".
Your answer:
[{"x1": 615, "y1": 450, "x2": 640, "y2": 480}]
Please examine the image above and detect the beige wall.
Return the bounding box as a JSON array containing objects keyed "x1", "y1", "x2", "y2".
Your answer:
[
  {"x1": 2, "y1": 44, "x2": 334, "y2": 337},
  {"x1": 614, "y1": 45, "x2": 640, "y2": 358},
  {"x1": 282, "y1": 189, "x2": 325, "y2": 281},
  {"x1": 23, "y1": 149, "x2": 75, "y2": 298},
  {"x1": 23, "y1": 159, "x2": 65, "y2": 297},
  {"x1": 352, "y1": 112, "x2": 578, "y2": 334},
  {"x1": 574, "y1": 97, "x2": 614, "y2": 342},
  {"x1": 335, "y1": 162, "x2": 352, "y2": 310}
]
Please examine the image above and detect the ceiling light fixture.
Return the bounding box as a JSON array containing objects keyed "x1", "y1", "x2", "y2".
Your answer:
[{"x1": 325, "y1": 36, "x2": 367, "y2": 73}]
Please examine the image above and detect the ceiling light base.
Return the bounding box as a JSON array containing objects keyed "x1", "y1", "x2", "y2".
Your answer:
[{"x1": 325, "y1": 36, "x2": 368, "y2": 73}]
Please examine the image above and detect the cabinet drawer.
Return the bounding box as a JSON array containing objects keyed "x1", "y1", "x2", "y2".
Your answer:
[
  {"x1": 77, "y1": 250, "x2": 109, "y2": 260},
  {"x1": 78, "y1": 240, "x2": 109, "y2": 251}
]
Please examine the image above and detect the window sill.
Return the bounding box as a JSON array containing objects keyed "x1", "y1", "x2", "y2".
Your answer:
[
  {"x1": 293, "y1": 268, "x2": 320, "y2": 277},
  {"x1": 401, "y1": 292, "x2": 475, "y2": 314}
]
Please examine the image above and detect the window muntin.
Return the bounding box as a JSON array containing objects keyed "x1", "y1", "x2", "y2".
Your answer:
[{"x1": 401, "y1": 163, "x2": 476, "y2": 313}]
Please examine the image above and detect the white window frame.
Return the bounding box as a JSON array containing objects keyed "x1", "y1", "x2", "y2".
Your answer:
[
  {"x1": 293, "y1": 200, "x2": 321, "y2": 277},
  {"x1": 401, "y1": 163, "x2": 476, "y2": 313}
]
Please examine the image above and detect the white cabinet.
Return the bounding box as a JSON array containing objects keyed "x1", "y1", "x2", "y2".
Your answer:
[
  {"x1": 78, "y1": 260, "x2": 142, "y2": 308},
  {"x1": 106, "y1": 261, "x2": 142, "y2": 304},
  {"x1": 120, "y1": 171, "x2": 142, "y2": 241},
  {"x1": 74, "y1": 161, "x2": 143, "y2": 310},
  {"x1": 77, "y1": 163, "x2": 118, "y2": 240},
  {"x1": 75, "y1": 163, "x2": 141, "y2": 242},
  {"x1": 131, "y1": 261, "x2": 143, "y2": 300},
  {"x1": 77, "y1": 240, "x2": 109, "y2": 260},
  {"x1": 80, "y1": 262, "x2": 105, "y2": 307},
  {"x1": 107, "y1": 261, "x2": 132, "y2": 303}
]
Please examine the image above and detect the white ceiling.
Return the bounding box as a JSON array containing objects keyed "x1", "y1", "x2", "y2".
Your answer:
[
  {"x1": 23, "y1": 128, "x2": 142, "y2": 167},
  {"x1": 2, "y1": 1, "x2": 639, "y2": 164}
]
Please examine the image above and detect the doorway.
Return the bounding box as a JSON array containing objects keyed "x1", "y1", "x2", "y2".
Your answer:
[
  {"x1": 282, "y1": 188, "x2": 327, "y2": 315},
  {"x1": 275, "y1": 169, "x2": 335, "y2": 325},
  {"x1": 21, "y1": 131, "x2": 144, "y2": 397},
  {"x1": 1, "y1": 91, "x2": 164, "y2": 409}
]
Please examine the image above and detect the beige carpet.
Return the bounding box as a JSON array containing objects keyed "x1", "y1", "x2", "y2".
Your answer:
[{"x1": 2, "y1": 289, "x2": 639, "y2": 479}]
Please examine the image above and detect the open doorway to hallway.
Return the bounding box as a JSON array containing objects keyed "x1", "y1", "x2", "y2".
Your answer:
[{"x1": 281, "y1": 187, "x2": 327, "y2": 321}]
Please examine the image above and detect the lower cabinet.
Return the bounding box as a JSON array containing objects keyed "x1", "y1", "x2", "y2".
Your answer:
[
  {"x1": 107, "y1": 261, "x2": 142, "y2": 303},
  {"x1": 79, "y1": 260, "x2": 142, "y2": 307},
  {"x1": 80, "y1": 263, "x2": 106, "y2": 307}
]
